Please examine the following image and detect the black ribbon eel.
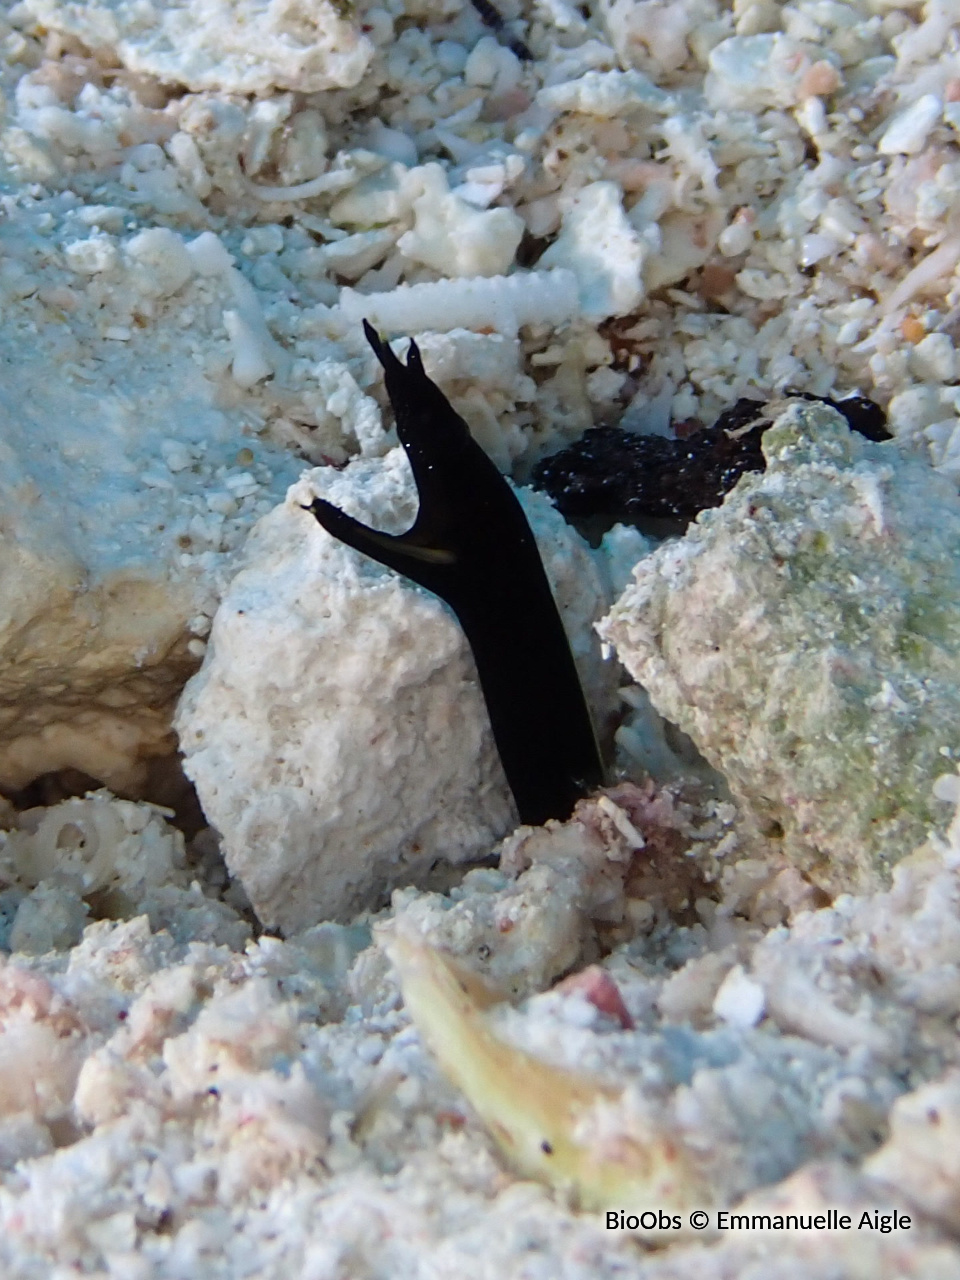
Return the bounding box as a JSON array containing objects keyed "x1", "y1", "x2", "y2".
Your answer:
[{"x1": 303, "y1": 321, "x2": 605, "y2": 827}]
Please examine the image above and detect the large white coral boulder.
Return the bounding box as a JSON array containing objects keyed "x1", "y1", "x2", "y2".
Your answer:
[
  {"x1": 175, "y1": 449, "x2": 619, "y2": 932},
  {"x1": 0, "y1": 328, "x2": 300, "y2": 796},
  {"x1": 22, "y1": 0, "x2": 373, "y2": 95},
  {"x1": 600, "y1": 401, "x2": 960, "y2": 892}
]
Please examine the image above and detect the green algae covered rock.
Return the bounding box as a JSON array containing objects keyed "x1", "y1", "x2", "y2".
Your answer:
[{"x1": 600, "y1": 400, "x2": 960, "y2": 891}]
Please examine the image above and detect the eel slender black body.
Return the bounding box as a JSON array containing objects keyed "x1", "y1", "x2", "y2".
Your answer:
[{"x1": 304, "y1": 321, "x2": 605, "y2": 827}]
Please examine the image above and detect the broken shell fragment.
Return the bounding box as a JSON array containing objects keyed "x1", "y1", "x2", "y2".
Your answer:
[{"x1": 382, "y1": 928, "x2": 712, "y2": 1239}]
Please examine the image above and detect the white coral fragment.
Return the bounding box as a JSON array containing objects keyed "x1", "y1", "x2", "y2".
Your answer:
[
  {"x1": 878, "y1": 94, "x2": 943, "y2": 156},
  {"x1": 705, "y1": 34, "x2": 841, "y2": 111},
  {"x1": 123, "y1": 227, "x2": 193, "y2": 298},
  {"x1": 865, "y1": 1071, "x2": 960, "y2": 1230},
  {"x1": 535, "y1": 68, "x2": 673, "y2": 117},
  {"x1": 223, "y1": 310, "x2": 274, "y2": 389},
  {"x1": 539, "y1": 181, "x2": 645, "y2": 320},
  {"x1": 398, "y1": 165, "x2": 524, "y2": 278}
]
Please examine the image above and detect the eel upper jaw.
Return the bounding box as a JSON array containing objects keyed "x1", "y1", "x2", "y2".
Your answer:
[{"x1": 363, "y1": 320, "x2": 471, "y2": 455}]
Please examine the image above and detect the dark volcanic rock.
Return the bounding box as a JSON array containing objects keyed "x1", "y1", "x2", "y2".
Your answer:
[{"x1": 531, "y1": 395, "x2": 890, "y2": 529}]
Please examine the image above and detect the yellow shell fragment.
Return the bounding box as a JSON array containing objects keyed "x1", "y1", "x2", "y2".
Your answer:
[{"x1": 384, "y1": 930, "x2": 712, "y2": 1238}]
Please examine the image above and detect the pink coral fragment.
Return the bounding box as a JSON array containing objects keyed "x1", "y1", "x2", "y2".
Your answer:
[{"x1": 556, "y1": 965, "x2": 635, "y2": 1029}]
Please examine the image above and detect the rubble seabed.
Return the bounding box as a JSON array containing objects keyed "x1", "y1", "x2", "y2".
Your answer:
[{"x1": 3, "y1": 0, "x2": 960, "y2": 1274}]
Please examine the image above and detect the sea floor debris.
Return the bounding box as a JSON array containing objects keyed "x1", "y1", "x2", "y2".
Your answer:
[
  {"x1": 2, "y1": 783, "x2": 960, "y2": 1275},
  {"x1": 6, "y1": 0, "x2": 960, "y2": 1271},
  {"x1": 533, "y1": 394, "x2": 891, "y2": 531}
]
